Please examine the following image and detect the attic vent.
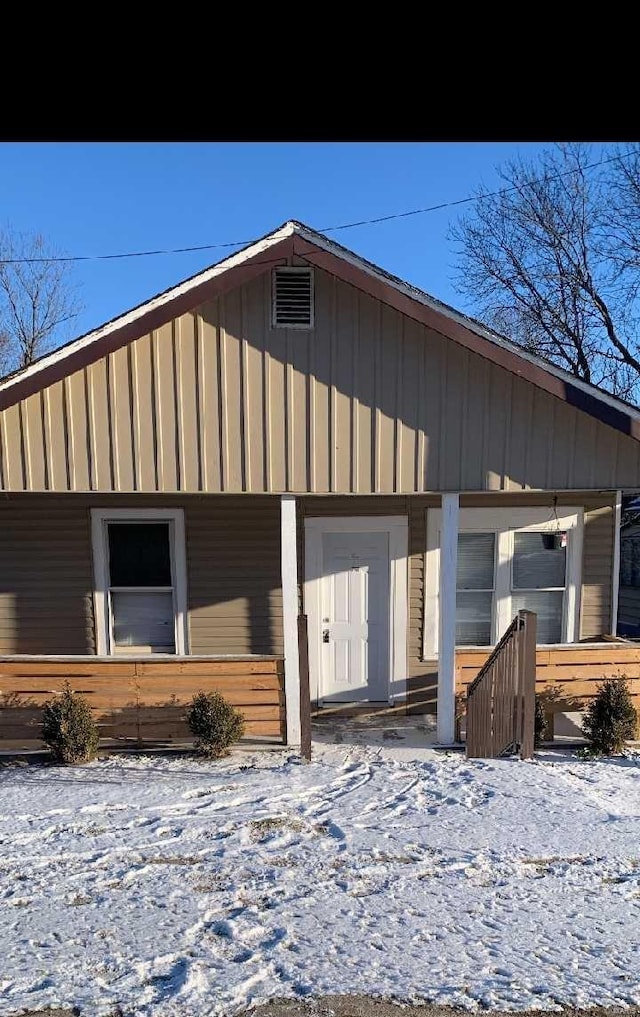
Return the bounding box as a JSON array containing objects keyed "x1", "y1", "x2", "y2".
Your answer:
[{"x1": 272, "y1": 267, "x2": 314, "y2": 328}]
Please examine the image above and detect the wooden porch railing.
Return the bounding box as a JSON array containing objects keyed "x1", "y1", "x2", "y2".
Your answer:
[{"x1": 466, "y1": 610, "x2": 537, "y2": 760}]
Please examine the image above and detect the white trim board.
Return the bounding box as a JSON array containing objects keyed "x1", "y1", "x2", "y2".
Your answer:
[
  {"x1": 304, "y1": 516, "x2": 408, "y2": 704},
  {"x1": 281, "y1": 496, "x2": 301, "y2": 746},
  {"x1": 0, "y1": 224, "x2": 294, "y2": 396},
  {"x1": 90, "y1": 508, "x2": 189, "y2": 656},
  {"x1": 612, "y1": 490, "x2": 623, "y2": 634},
  {"x1": 424, "y1": 506, "x2": 584, "y2": 658},
  {"x1": 437, "y1": 494, "x2": 459, "y2": 745}
]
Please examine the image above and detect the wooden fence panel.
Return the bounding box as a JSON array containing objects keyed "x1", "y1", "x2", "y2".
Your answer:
[{"x1": 0, "y1": 657, "x2": 286, "y2": 749}]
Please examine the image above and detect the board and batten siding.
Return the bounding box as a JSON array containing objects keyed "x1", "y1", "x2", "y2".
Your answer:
[
  {"x1": 1, "y1": 270, "x2": 640, "y2": 494},
  {"x1": 0, "y1": 495, "x2": 283, "y2": 657}
]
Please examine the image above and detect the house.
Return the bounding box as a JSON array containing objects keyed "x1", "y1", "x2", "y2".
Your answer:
[{"x1": 2, "y1": 219, "x2": 640, "y2": 751}]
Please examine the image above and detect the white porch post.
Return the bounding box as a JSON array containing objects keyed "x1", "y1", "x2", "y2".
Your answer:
[
  {"x1": 612, "y1": 490, "x2": 623, "y2": 635},
  {"x1": 437, "y1": 493, "x2": 459, "y2": 744},
  {"x1": 281, "y1": 495, "x2": 301, "y2": 746}
]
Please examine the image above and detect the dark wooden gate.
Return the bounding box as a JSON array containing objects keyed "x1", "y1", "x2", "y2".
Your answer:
[{"x1": 466, "y1": 610, "x2": 537, "y2": 759}]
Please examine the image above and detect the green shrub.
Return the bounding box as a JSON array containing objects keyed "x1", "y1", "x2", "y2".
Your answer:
[
  {"x1": 42, "y1": 681, "x2": 99, "y2": 764},
  {"x1": 581, "y1": 676, "x2": 637, "y2": 756},
  {"x1": 186, "y1": 691, "x2": 245, "y2": 759},
  {"x1": 534, "y1": 697, "x2": 548, "y2": 746}
]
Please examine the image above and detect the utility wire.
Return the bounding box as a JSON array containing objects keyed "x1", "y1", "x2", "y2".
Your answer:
[{"x1": 0, "y1": 149, "x2": 635, "y2": 266}]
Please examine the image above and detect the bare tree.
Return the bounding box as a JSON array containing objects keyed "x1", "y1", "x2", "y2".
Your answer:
[
  {"x1": 451, "y1": 143, "x2": 640, "y2": 401},
  {"x1": 0, "y1": 229, "x2": 82, "y2": 372}
]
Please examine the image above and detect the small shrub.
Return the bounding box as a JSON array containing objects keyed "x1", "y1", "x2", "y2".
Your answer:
[
  {"x1": 42, "y1": 681, "x2": 99, "y2": 764},
  {"x1": 186, "y1": 691, "x2": 245, "y2": 759},
  {"x1": 534, "y1": 697, "x2": 548, "y2": 746},
  {"x1": 581, "y1": 676, "x2": 637, "y2": 756}
]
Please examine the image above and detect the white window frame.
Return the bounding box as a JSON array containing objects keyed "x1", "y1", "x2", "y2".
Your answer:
[
  {"x1": 91, "y1": 508, "x2": 189, "y2": 656},
  {"x1": 424, "y1": 506, "x2": 583, "y2": 657}
]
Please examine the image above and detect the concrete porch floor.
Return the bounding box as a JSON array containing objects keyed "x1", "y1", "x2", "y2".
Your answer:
[
  {"x1": 309, "y1": 708, "x2": 589, "y2": 752},
  {"x1": 311, "y1": 711, "x2": 439, "y2": 750}
]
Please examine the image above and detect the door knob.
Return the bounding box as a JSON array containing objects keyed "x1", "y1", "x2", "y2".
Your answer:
[{"x1": 322, "y1": 629, "x2": 330, "y2": 643}]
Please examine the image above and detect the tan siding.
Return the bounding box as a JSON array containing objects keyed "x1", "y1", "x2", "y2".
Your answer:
[
  {"x1": 175, "y1": 313, "x2": 200, "y2": 491},
  {"x1": 153, "y1": 323, "x2": 179, "y2": 491},
  {"x1": 131, "y1": 333, "x2": 157, "y2": 491},
  {"x1": 65, "y1": 372, "x2": 91, "y2": 490},
  {"x1": 581, "y1": 497, "x2": 615, "y2": 639},
  {"x1": 198, "y1": 302, "x2": 223, "y2": 491},
  {"x1": 2, "y1": 267, "x2": 640, "y2": 493},
  {"x1": 186, "y1": 496, "x2": 283, "y2": 656},
  {"x1": 0, "y1": 498, "x2": 95, "y2": 653},
  {"x1": 22, "y1": 392, "x2": 47, "y2": 490},
  {"x1": 242, "y1": 282, "x2": 267, "y2": 492},
  {"x1": 87, "y1": 359, "x2": 113, "y2": 490},
  {"x1": 0, "y1": 494, "x2": 283, "y2": 658}
]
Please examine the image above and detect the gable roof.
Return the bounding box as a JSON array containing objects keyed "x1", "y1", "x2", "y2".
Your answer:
[{"x1": 1, "y1": 219, "x2": 639, "y2": 441}]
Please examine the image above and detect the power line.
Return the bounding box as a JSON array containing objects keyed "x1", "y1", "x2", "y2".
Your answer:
[{"x1": 0, "y1": 148, "x2": 635, "y2": 266}]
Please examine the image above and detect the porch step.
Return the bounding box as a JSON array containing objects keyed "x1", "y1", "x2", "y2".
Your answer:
[{"x1": 311, "y1": 703, "x2": 409, "y2": 720}]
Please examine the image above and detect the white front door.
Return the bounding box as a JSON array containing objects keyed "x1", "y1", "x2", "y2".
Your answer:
[{"x1": 320, "y1": 531, "x2": 390, "y2": 702}]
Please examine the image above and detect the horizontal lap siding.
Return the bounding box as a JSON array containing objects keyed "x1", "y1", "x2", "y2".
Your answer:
[
  {"x1": 186, "y1": 497, "x2": 283, "y2": 655},
  {"x1": 581, "y1": 497, "x2": 615, "y2": 639},
  {"x1": 2, "y1": 271, "x2": 639, "y2": 495},
  {"x1": 0, "y1": 499, "x2": 95, "y2": 654},
  {"x1": 0, "y1": 494, "x2": 283, "y2": 658}
]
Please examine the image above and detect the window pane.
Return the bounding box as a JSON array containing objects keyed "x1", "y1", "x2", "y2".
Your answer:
[
  {"x1": 513, "y1": 531, "x2": 566, "y2": 589},
  {"x1": 457, "y1": 532, "x2": 495, "y2": 590},
  {"x1": 108, "y1": 523, "x2": 172, "y2": 587},
  {"x1": 456, "y1": 591, "x2": 493, "y2": 645},
  {"x1": 512, "y1": 591, "x2": 564, "y2": 643},
  {"x1": 112, "y1": 591, "x2": 175, "y2": 652}
]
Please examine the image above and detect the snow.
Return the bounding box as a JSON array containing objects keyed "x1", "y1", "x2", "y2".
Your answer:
[{"x1": 2, "y1": 738, "x2": 640, "y2": 1016}]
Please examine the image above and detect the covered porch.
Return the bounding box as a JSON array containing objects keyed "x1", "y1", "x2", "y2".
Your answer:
[{"x1": 0, "y1": 487, "x2": 630, "y2": 753}]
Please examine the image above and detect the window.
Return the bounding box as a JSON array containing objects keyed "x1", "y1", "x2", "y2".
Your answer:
[
  {"x1": 91, "y1": 509, "x2": 188, "y2": 656},
  {"x1": 424, "y1": 506, "x2": 582, "y2": 655},
  {"x1": 455, "y1": 532, "x2": 496, "y2": 645},
  {"x1": 511, "y1": 531, "x2": 566, "y2": 644},
  {"x1": 621, "y1": 533, "x2": 640, "y2": 587},
  {"x1": 272, "y1": 267, "x2": 314, "y2": 328}
]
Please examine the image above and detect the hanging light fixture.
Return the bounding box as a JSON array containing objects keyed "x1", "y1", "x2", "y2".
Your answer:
[{"x1": 542, "y1": 496, "x2": 566, "y2": 550}]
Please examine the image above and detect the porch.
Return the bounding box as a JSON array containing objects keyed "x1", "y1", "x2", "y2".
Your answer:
[{"x1": 0, "y1": 488, "x2": 626, "y2": 752}]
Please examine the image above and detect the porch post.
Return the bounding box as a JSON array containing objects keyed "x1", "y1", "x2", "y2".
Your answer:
[
  {"x1": 611, "y1": 490, "x2": 622, "y2": 635},
  {"x1": 281, "y1": 495, "x2": 301, "y2": 746},
  {"x1": 437, "y1": 493, "x2": 459, "y2": 744}
]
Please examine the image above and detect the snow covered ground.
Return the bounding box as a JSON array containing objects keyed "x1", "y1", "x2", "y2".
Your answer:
[{"x1": 2, "y1": 738, "x2": 640, "y2": 1017}]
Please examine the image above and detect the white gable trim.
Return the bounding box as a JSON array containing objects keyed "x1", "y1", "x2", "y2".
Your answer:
[
  {"x1": 293, "y1": 224, "x2": 640, "y2": 425},
  {"x1": 0, "y1": 222, "x2": 297, "y2": 396},
  {"x1": 1, "y1": 217, "x2": 638, "y2": 430}
]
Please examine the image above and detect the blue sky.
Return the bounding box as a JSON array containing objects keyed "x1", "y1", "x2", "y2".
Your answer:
[{"x1": 0, "y1": 142, "x2": 570, "y2": 339}]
